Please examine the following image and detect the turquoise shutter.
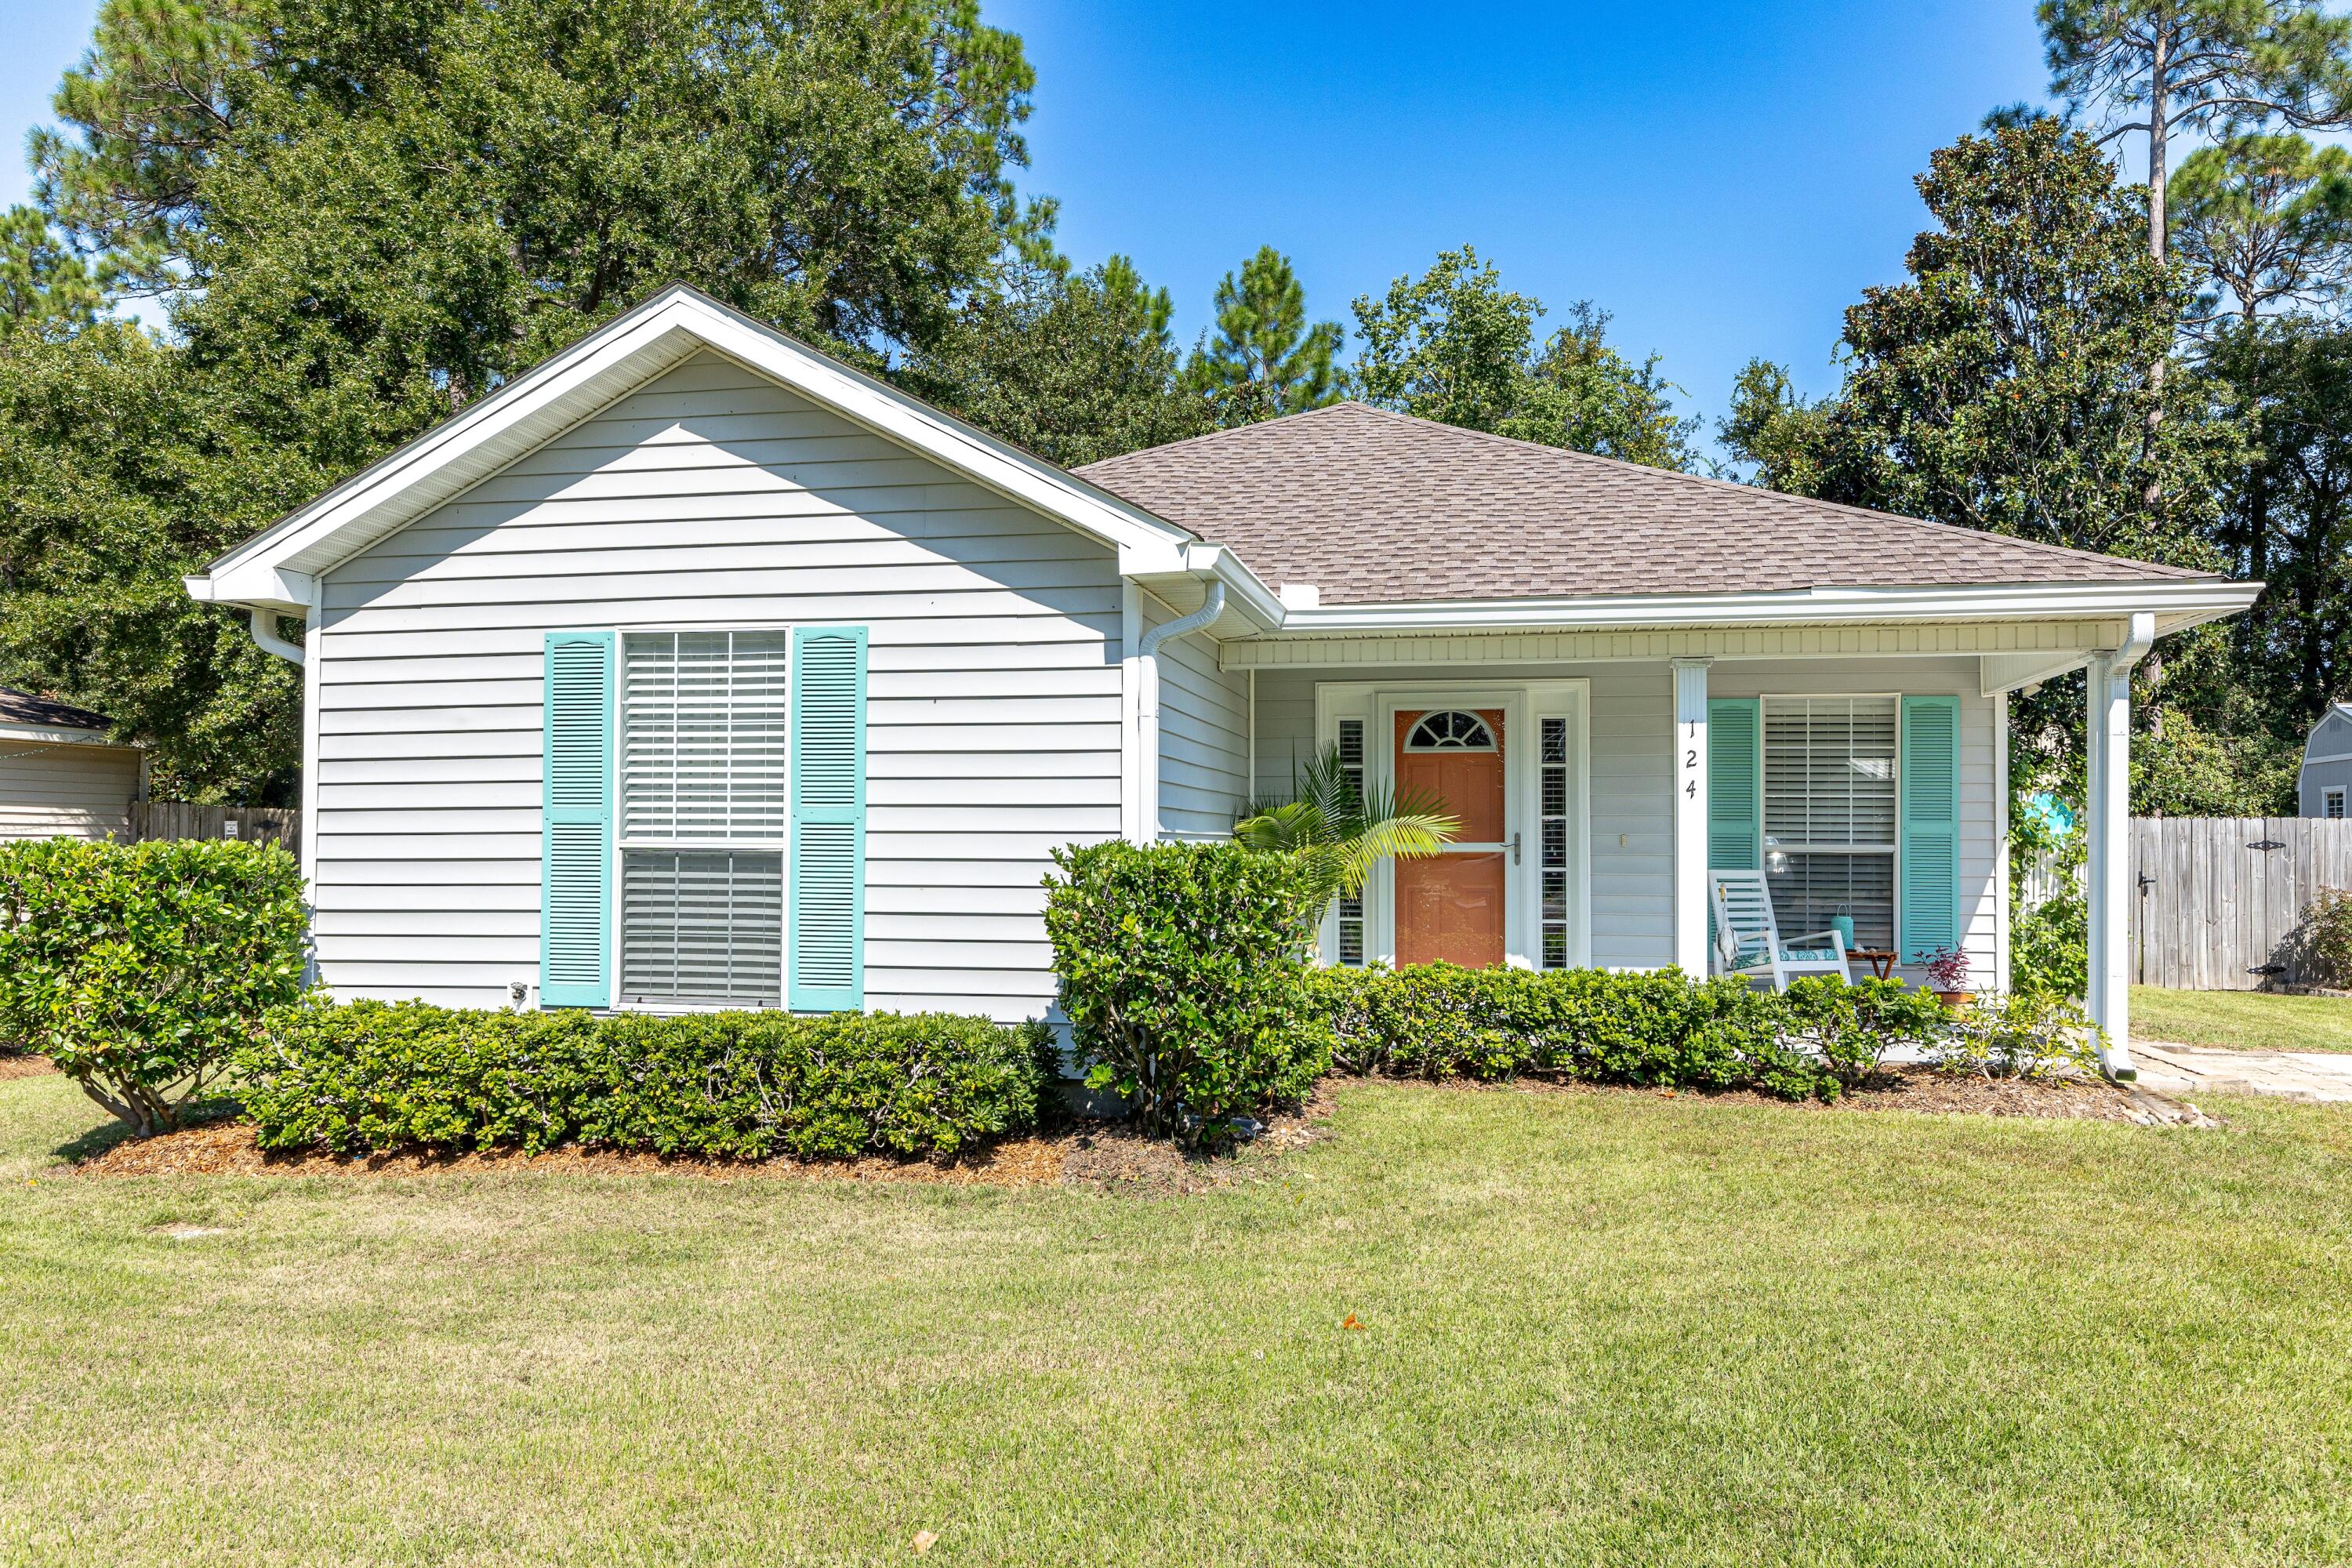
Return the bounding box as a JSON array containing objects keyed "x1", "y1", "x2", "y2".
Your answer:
[
  {"x1": 1708, "y1": 698, "x2": 1761, "y2": 871},
  {"x1": 789, "y1": 626, "x2": 867, "y2": 1011},
  {"x1": 1899, "y1": 695, "x2": 1962, "y2": 963},
  {"x1": 541, "y1": 631, "x2": 614, "y2": 1007}
]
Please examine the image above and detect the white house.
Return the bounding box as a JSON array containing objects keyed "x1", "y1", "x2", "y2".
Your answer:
[
  {"x1": 2299, "y1": 702, "x2": 2352, "y2": 818},
  {"x1": 183, "y1": 286, "x2": 2257, "y2": 1076},
  {"x1": 0, "y1": 688, "x2": 145, "y2": 843}
]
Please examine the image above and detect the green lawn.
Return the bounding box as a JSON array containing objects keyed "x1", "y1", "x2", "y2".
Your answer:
[
  {"x1": 4, "y1": 1072, "x2": 2350, "y2": 1566},
  {"x1": 2134, "y1": 985, "x2": 2352, "y2": 1053}
]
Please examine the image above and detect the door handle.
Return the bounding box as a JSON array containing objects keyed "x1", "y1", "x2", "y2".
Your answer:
[{"x1": 1512, "y1": 831, "x2": 1522, "y2": 866}]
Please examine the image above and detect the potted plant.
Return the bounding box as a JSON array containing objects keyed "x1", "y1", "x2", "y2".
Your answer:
[{"x1": 1922, "y1": 946, "x2": 1970, "y2": 1010}]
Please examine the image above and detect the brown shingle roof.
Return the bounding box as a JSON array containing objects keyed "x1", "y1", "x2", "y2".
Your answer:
[
  {"x1": 1073, "y1": 401, "x2": 2212, "y2": 604},
  {"x1": 0, "y1": 688, "x2": 113, "y2": 732}
]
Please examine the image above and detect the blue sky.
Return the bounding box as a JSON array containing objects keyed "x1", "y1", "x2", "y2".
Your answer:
[{"x1": 0, "y1": 0, "x2": 2060, "y2": 455}]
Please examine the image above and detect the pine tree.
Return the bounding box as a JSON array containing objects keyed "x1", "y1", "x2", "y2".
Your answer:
[{"x1": 1185, "y1": 246, "x2": 1341, "y2": 426}]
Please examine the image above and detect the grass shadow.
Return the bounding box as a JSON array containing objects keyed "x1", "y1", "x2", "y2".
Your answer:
[{"x1": 49, "y1": 1096, "x2": 245, "y2": 1165}]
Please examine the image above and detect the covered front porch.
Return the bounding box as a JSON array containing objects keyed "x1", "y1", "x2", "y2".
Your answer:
[{"x1": 1185, "y1": 614, "x2": 2155, "y2": 1075}]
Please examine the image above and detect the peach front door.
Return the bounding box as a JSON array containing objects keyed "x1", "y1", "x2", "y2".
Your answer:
[{"x1": 1393, "y1": 709, "x2": 1507, "y2": 967}]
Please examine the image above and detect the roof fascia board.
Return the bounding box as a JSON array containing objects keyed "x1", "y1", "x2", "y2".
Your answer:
[
  {"x1": 0, "y1": 721, "x2": 132, "y2": 747},
  {"x1": 191, "y1": 285, "x2": 1194, "y2": 606},
  {"x1": 1270, "y1": 579, "x2": 2260, "y2": 635}
]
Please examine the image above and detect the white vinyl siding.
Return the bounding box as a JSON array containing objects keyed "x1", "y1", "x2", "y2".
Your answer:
[
  {"x1": 310, "y1": 352, "x2": 1120, "y2": 1018},
  {"x1": 1149, "y1": 592, "x2": 1250, "y2": 839},
  {"x1": 0, "y1": 739, "x2": 142, "y2": 842}
]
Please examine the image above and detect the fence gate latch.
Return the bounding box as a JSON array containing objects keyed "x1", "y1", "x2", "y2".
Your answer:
[{"x1": 2137, "y1": 872, "x2": 2154, "y2": 895}]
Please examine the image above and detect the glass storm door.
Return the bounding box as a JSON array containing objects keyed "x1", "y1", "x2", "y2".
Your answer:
[{"x1": 1393, "y1": 708, "x2": 1508, "y2": 967}]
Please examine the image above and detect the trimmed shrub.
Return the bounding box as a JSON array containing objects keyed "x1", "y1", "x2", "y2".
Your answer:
[
  {"x1": 1922, "y1": 990, "x2": 2103, "y2": 1080},
  {"x1": 238, "y1": 1001, "x2": 1054, "y2": 1160},
  {"x1": 0, "y1": 838, "x2": 309, "y2": 1134},
  {"x1": 1782, "y1": 975, "x2": 1950, "y2": 1092},
  {"x1": 2302, "y1": 886, "x2": 2352, "y2": 989},
  {"x1": 1307, "y1": 964, "x2": 1949, "y2": 1101},
  {"x1": 1043, "y1": 840, "x2": 1331, "y2": 1143}
]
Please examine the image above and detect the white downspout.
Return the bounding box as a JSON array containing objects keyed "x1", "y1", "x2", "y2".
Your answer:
[
  {"x1": 1136, "y1": 581, "x2": 1225, "y2": 844},
  {"x1": 249, "y1": 608, "x2": 307, "y2": 666}
]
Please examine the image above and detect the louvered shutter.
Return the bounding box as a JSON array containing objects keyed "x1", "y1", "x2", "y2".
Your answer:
[
  {"x1": 1707, "y1": 699, "x2": 1761, "y2": 871},
  {"x1": 541, "y1": 632, "x2": 614, "y2": 1007},
  {"x1": 1899, "y1": 695, "x2": 1961, "y2": 963},
  {"x1": 789, "y1": 626, "x2": 866, "y2": 1011}
]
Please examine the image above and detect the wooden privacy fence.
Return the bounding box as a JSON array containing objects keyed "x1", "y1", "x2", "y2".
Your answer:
[
  {"x1": 2130, "y1": 816, "x2": 2352, "y2": 989},
  {"x1": 130, "y1": 802, "x2": 302, "y2": 860}
]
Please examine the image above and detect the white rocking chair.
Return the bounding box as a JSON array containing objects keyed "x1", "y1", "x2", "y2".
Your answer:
[{"x1": 1710, "y1": 869, "x2": 1852, "y2": 989}]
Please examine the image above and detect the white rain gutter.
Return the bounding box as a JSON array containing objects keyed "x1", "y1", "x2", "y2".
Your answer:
[
  {"x1": 1136, "y1": 581, "x2": 1225, "y2": 842},
  {"x1": 249, "y1": 608, "x2": 307, "y2": 666}
]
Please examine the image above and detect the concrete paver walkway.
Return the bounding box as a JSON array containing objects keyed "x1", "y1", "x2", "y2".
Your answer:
[{"x1": 2132, "y1": 1042, "x2": 2352, "y2": 1104}]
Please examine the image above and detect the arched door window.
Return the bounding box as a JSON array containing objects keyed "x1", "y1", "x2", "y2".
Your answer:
[{"x1": 1404, "y1": 710, "x2": 1497, "y2": 752}]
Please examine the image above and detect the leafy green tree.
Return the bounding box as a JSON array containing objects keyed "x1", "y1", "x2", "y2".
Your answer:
[
  {"x1": 2205, "y1": 316, "x2": 2352, "y2": 723},
  {"x1": 1348, "y1": 245, "x2": 1696, "y2": 470},
  {"x1": 0, "y1": 322, "x2": 307, "y2": 798},
  {"x1": 1725, "y1": 120, "x2": 2234, "y2": 565},
  {"x1": 1515, "y1": 301, "x2": 1700, "y2": 470},
  {"x1": 1185, "y1": 245, "x2": 1342, "y2": 425},
  {"x1": 3, "y1": 0, "x2": 1039, "y2": 798},
  {"x1": 0, "y1": 207, "x2": 108, "y2": 335},
  {"x1": 1719, "y1": 120, "x2": 2246, "y2": 806},
  {"x1": 901, "y1": 259, "x2": 1213, "y2": 468},
  {"x1": 1099, "y1": 253, "x2": 1173, "y2": 345},
  {"x1": 2173, "y1": 132, "x2": 2352, "y2": 321}
]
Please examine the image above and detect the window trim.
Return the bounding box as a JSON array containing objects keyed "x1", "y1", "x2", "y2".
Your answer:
[
  {"x1": 608, "y1": 622, "x2": 797, "y2": 1012},
  {"x1": 2326, "y1": 786, "x2": 2347, "y2": 821}
]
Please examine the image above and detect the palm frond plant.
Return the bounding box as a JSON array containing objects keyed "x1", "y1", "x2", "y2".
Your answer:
[{"x1": 1232, "y1": 742, "x2": 1459, "y2": 916}]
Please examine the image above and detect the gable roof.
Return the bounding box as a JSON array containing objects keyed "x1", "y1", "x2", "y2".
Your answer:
[
  {"x1": 1074, "y1": 401, "x2": 2217, "y2": 605},
  {"x1": 188, "y1": 285, "x2": 1205, "y2": 613},
  {"x1": 0, "y1": 687, "x2": 115, "y2": 736}
]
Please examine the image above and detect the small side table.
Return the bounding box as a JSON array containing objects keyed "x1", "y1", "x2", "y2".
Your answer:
[{"x1": 1849, "y1": 949, "x2": 1899, "y2": 981}]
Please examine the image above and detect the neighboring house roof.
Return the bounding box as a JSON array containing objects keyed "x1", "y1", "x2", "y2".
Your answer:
[
  {"x1": 0, "y1": 688, "x2": 112, "y2": 735},
  {"x1": 1074, "y1": 401, "x2": 2216, "y2": 605}
]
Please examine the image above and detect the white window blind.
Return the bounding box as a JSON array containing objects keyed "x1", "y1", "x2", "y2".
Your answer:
[
  {"x1": 622, "y1": 631, "x2": 790, "y2": 841},
  {"x1": 1763, "y1": 697, "x2": 1898, "y2": 950},
  {"x1": 618, "y1": 631, "x2": 790, "y2": 1007},
  {"x1": 620, "y1": 851, "x2": 783, "y2": 1007}
]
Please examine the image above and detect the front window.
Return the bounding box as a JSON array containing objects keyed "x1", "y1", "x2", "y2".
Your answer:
[
  {"x1": 618, "y1": 630, "x2": 790, "y2": 1006},
  {"x1": 2328, "y1": 787, "x2": 2347, "y2": 820},
  {"x1": 1763, "y1": 696, "x2": 1897, "y2": 952}
]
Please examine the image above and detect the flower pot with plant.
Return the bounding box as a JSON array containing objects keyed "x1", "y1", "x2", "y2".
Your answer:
[{"x1": 1922, "y1": 946, "x2": 1970, "y2": 1009}]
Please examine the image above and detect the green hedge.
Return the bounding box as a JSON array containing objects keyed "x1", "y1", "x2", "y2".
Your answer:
[
  {"x1": 1305, "y1": 964, "x2": 1950, "y2": 1101},
  {"x1": 238, "y1": 1001, "x2": 1056, "y2": 1160},
  {"x1": 1044, "y1": 840, "x2": 1332, "y2": 1143},
  {"x1": 0, "y1": 837, "x2": 310, "y2": 1134}
]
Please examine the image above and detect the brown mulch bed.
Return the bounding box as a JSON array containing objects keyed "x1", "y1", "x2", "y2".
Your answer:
[
  {"x1": 60, "y1": 1068, "x2": 2209, "y2": 1188},
  {"x1": 1433, "y1": 1064, "x2": 2213, "y2": 1125},
  {"x1": 0, "y1": 1054, "x2": 57, "y2": 1081},
  {"x1": 75, "y1": 1087, "x2": 1341, "y2": 1190}
]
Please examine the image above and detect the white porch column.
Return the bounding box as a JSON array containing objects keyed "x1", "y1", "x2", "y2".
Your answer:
[
  {"x1": 1671, "y1": 658, "x2": 1713, "y2": 976},
  {"x1": 2084, "y1": 613, "x2": 2153, "y2": 1078}
]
